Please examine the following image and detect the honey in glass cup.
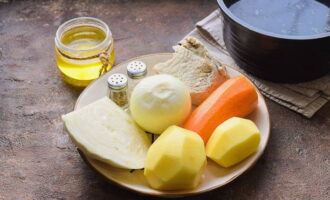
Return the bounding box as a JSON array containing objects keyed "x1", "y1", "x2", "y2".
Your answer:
[{"x1": 55, "y1": 17, "x2": 115, "y2": 87}]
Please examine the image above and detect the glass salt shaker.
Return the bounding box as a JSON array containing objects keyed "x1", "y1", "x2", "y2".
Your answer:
[
  {"x1": 107, "y1": 73, "x2": 128, "y2": 109},
  {"x1": 126, "y1": 61, "x2": 147, "y2": 95}
]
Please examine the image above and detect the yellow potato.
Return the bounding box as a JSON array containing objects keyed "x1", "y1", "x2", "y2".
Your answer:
[
  {"x1": 206, "y1": 117, "x2": 260, "y2": 168},
  {"x1": 144, "y1": 126, "x2": 206, "y2": 190}
]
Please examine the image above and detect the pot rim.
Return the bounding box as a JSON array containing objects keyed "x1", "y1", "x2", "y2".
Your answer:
[{"x1": 217, "y1": 0, "x2": 330, "y2": 40}]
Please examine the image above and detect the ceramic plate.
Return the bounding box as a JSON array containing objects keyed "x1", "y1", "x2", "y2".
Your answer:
[{"x1": 74, "y1": 53, "x2": 270, "y2": 197}]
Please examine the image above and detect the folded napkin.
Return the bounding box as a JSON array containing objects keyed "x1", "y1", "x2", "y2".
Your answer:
[{"x1": 182, "y1": 10, "x2": 330, "y2": 118}]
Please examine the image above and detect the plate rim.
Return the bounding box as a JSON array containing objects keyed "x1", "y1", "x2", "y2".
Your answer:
[{"x1": 73, "y1": 53, "x2": 271, "y2": 197}]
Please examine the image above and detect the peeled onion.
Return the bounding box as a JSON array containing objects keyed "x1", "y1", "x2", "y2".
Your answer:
[{"x1": 130, "y1": 74, "x2": 191, "y2": 134}]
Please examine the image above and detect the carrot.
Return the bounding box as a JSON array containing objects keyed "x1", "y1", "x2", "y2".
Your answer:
[{"x1": 183, "y1": 76, "x2": 258, "y2": 144}]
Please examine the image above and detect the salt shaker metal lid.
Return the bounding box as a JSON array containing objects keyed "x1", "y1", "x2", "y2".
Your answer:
[
  {"x1": 126, "y1": 61, "x2": 147, "y2": 78},
  {"x1": 107, "y1": 73, "x2": 128, "y2": 90}
]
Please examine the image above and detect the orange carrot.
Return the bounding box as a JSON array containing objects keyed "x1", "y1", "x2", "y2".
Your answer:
[{"x1": 183, "y1": 76, "x2": 258, "y2": 144}]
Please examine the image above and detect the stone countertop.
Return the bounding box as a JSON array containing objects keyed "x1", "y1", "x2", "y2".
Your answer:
[{"x1": 0, "y1": 0, "x2": 329, "y2": 199}]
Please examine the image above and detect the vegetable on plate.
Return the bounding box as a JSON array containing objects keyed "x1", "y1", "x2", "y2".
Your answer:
[
  {"x1": 62, "y1": 97, "x2": 151, "y2": 169},
  {"x1": 144, "y1": 126, "x2": 206, "y2": 190},
  {"x1": 130, "y1": 74, "x2": 191, "y2": 134},
  {"x1": 206, "y1": 117, "x2": 261, "y2": 168},
  {"x1": 183, "y1": 76, "x2": 258, "y2": 144}
]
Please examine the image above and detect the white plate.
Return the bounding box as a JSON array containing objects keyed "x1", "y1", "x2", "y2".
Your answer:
[{"x1": 75, "y1": 53, "x2": 270, "y2": 197}]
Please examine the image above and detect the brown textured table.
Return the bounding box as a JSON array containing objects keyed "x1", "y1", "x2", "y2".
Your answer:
[{"x1": 0, "y1": 0, "x2": 329, "y2": 199}]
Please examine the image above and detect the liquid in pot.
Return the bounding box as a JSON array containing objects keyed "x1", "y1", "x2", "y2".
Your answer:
[{"x1": 229, "y1": 0, "x2": 330, "y2": 36}]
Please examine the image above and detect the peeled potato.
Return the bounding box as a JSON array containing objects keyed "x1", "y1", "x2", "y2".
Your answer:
[
  {"x1": 130, "y1": 74, "x2": 191, "y2": 134},
  {"x1": 206, "y1": 117, "x2": 260, "y2": 168},
  {"x1": 144, "y1": 126, "x2": 206, "y2": 190}
]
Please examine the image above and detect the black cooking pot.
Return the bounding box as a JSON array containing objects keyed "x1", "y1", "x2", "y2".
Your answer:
[{"x1": 217, "y1": 0, "x2": 330, "y2": 83}]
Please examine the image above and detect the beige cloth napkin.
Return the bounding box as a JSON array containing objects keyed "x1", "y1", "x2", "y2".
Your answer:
[{"x1": 182, "y1": 10, "x2": 330, "y2": 118}]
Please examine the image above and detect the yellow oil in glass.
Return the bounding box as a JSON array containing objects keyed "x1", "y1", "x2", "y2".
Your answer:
[{"x1": 55, "y1": 25, "x2": 115, "y2": 87}]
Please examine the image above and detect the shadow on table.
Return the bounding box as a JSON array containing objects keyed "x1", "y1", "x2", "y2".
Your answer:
[{"x1": 62, "y1": 82, "x2": 85, "y2": 95}]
